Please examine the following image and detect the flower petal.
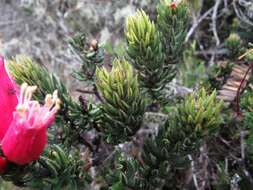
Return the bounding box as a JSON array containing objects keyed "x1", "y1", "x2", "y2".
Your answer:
[
  {"x1": 2, "y1": 113, "x2": 47, "y2": 165},
  {"x1": 0, "y1": 56, "x2": 18, "y2": 140}
]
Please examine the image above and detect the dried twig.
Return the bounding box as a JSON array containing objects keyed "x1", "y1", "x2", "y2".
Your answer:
[
  {"x1": 188, "y1": 154, "x2": 200, "y2": 190},
  {"x1": 185, "y1": 7, "x2": 214, "y2": 43},
  {"x1": 233, "y1": 0, "x2": 253, "y2": 26},
  {"x1": 212, "y1": 0, "x2": 222, "y2": 46},
  {"x1": 223, "y1": 0, "x2": 228, "y2": 9},
  {"x1": 240, "y1": 130, "x2": 245, "y2": 161},
  {"x1": 196, "y1": 48, "x2": 228, "y2": 56}
]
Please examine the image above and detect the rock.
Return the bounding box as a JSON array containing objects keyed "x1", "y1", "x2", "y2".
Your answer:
[{"x1": 0, "y1": 0, "x2": 156, "y2": 96}]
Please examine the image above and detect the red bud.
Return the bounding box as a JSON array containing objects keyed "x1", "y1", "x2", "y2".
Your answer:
[
  {"x1": 169, "y1": 2, "x2": 177, "y2": 9},
  {"x1": 0, "y1": 156, "x2": 7, "y2": 173}
]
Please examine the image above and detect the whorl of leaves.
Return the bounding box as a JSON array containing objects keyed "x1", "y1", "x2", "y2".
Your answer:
[
  {"x1": 96, "y1": 59, "x2": 145, "y2": 145},
  {"x1": 157, "y1": 0, "x2": 190, "y2": 64},
  {"x1": 126, "y1": 10, "x2": 174, "y2": 100}
]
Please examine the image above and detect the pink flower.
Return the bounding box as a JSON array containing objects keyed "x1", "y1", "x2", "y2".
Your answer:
[
  {"x1": 0, "y1": 56, "x2": 19, "y2": 140},
  {"x1": 0, "y1": 56, "x2": 61, "y2": 165},
  {"x1": 2, "y1": 83, "x2": 61, "y2": 165}
]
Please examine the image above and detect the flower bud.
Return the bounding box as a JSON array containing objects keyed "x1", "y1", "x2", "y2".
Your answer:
[{"x1": 0, "y1": 156, "x2": 7, "y2": 173}]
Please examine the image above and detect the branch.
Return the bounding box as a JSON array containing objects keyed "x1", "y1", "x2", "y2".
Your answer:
[
  {"x1": 212, "y1": 0, "x2": 222, "y2": 46},
  {"x1": 188, "y1": 154, "x2": 200, "y2": 190},
  {"x1": 185, "y1": 7, "x2": 214, "y2": 43},
  {"x1": 233, "y1": 0, "x2": 253, "y2": 27}
]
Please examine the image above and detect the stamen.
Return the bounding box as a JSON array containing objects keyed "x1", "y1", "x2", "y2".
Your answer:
[
  {"x1": 16, "y1": 104, "x2": 27, "y2": 119},
  {"x1": 53, "y1": 90, "x2": 58, "y2": 101},
  {"x1": 45, "y1": 94, "x2": 53, "y2": 108},
  {"x1": 44, "y1": 91, "x2": 60, "y2": 111},
  {"x1": 24, "y1": 86, "x2": 37, "y2": 102},
  {"x1": 19, "y1": 83, "x2": 28, "y2": 104},
  {"x1": 17, "y1": 83, "x2": 38, "y2": 119},
  {"x1": 15, "y1": 83, "x2": 61, "y2": 128},
  {"x1": 28, "y1": 102, "x2": 40, "y2": 121},
  {"x1": 41, "y1": 94, "x2": 61, "y2": 123},
  {"x1": 54, "y1": 98, "x2": 61, "y2": 112}
]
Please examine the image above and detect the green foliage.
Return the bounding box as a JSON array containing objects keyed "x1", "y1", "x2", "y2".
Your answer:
[
  {"x1": 104, "y1": 152, "x2": 147, "y2": 190},
  {"x1": 224, "y1": 33, "x2": 242, "y2": 59},
  {"x1": 104, "y1": 138, "x2": 180, "y2": 190},
  {"x1": 106, "y1": 127, "x2": 178, "y2": 190},
  {"x1": 243, "y1": 112, "x2": 253, "y2": 155},
  {"x1": 4, "y1": 0, "x2": 253, "y2": 189},
  {"x1": 7, "y1": 56, "x2": 99, "y2": 146},
  {"x1": 96, "y1": 59, "x2": 145, "y2": 144},
  {"x1": 180, "y1": 42, "x2": 206, "y2": 87},
  {"x1": 140, "y1": 89, "x2": 223, "y2": 189},
  {"x1": 187, "y1": 0, "x2": 202, "y2": 15},
  {"x1": 244, "y1": 48, "x2": 253, "y2": 61},
  {"x1": 141, "y1": 126, "x2": 189, "y2": 189},
  {"x1": 1, "y1": 145, "x2": 91, "y2": 190},
  {"x1": 242, "y1": 90, "x2": 253, "y2": 156},
  {"x1": 203, "y1": 62, "x2": 233, "y2": 91},
  {"x1": 175, "y1": 88, "x2": 223, "y2": 139},
  {"x1": 105, "y1": 88, "x2": 224, "y2": 189},
  {"x1": 69, "y1": 33, "x2": 104, "y2": 81},
  {"x1": 32, "y1": 145, "x2": 91, "y2": 190},
  {"x1": 212, "y1": 162, "x2": 231, "y2": 190},
  {"x1": 104, "y1": 41, "x2": 126, "y2": 58},
  {"x1": 157, "y1": 0, "x2": 190, "y2": 64},
  {"x1": 126, "y1": 10, "x2": 174, "y2": 100},
  {"x1": 125, "y1": 3, "x2": 190, "y2": 100},
  {"x1": 241, "y1": 90, "x2": 253, "y2": 113},
  {"x1": 243, "y1": 112, "x2": 253, "y2": 189}
]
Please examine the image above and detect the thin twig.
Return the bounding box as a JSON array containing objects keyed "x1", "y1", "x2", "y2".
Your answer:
[
  {"x1": 212, "y1": 0, "x2": 222, "y2": 46},
  {"x1": 199, "y1": 142, "x2": 210, "y2": 189},
  {"x1": 188, "y1": 154, "x2": 200, "y2": 190},
  {"x1": 185, "y1": 7, "x2": 214, "y2": 43},
  {"x1": 233, "y1": 0, "x2": 253, "y2": 26},
  {"x1": 209, "y1": 49, "x2": 217, "y2": 66},
  {"x1": 76, "y1": 89, "x2": 95, "y2": 94},
  {"x1": 196, "y1": 48, "x2": 228, "y2": 56},
  {"x1": 224, "y1": 0, "x2": 228, "y2": 9},
  {"x1": 93, "y1": 84, "x2": 104, "y2": 102},
  {"x1": 240, "y1": 130, "x2": 245, "y2": 161},
  {"x1": 225, "y1": 158, "x2": 228, "y2": 175},
  {"x1": 76, "y1": 85, "x2": 104, "y2": 102}
]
